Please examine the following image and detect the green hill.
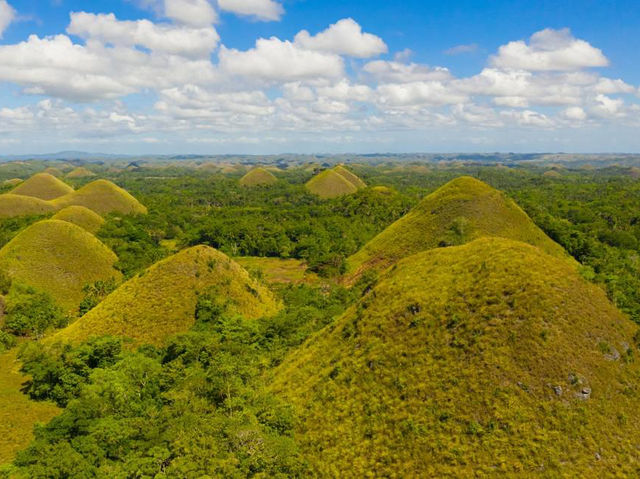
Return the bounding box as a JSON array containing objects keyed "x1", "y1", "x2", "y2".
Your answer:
[
  {"x1": 66, "y1": 167, "x2": 96, "y2": 179},
  {"x1": 43, "y1": 167, "x2": 63, "y2": 177},
  {"x1": 0, "y1": 194, "x2": 56, "y2": 219},
  {"x1": 334, "y1": 165, "x2": 366, "y2": 189},
  {"x1": 239, "y1": 167, "x2": 278, "y2": 187},
  {"x1": 306, "y1": 169, "x2": 359, "y2": 199},
  {"x1": 3, "y1": 178, "x2": 23, "y2": 187},
  {"x1": 52, "y1": 180, "x2": 147, "y2": 216},
  {"x1": 10, "y1": 173, "x2": 74, "y2": 201},
  {"x1": 0, "y1": 220, "x2": 121, "y2": 312},
  {"x1": 273, "y1": 237, "x2": 640, "y2": 477},
  {"x1": 54, "y1": 246, "x2": 280, "y2": 346},
  {"x1": 345, "y1": 176, "x2": 570, "y2": 282},
  {"x1": 52, "y1": 206, "x2": 105, "y2": 234}
]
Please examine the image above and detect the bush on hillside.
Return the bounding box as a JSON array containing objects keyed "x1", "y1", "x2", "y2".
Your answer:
[{"x1": 2, "y1": 285, "x2": 68, "y2": 338}]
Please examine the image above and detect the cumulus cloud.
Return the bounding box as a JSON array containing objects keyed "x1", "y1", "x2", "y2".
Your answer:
[
  {"x1": 165, "y1": 0, "x2": 218, "y2": 27},
  {"x1": 444, "y1": 43, "x2": 478, "y2": 55},
  {"x1": 68, "y1": 12, "x2": 219, "y2": 58},
  {"x1": 364, "y1": 60, "x2": 452, "y2": 83},
  {"x1": 491, "y1": 28, "x2": 609, "y2": 71},
  {"x1": 294, "y1": 18, "x2": 387, "y2": 58},
  {"x1": 217, "y1": 0, "x2": 284, "y2": 21},
  {"x1": 219, "y1": 37, "x2": 344, "y2": 82},
  {"x1": 0, "y1": 0, "x2": 15, "y2": 38}
]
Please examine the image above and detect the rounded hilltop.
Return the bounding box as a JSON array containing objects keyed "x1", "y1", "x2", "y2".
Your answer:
[
  {"x1": 66, "y1": 167, "x2": 96, "y2": 179},
  {"x1": 0, "y1": 220, "x2": 121, "y2": 312},
  {"x1": 52, "y1": 205, "x2": 105, "y2": 234},
  {"x1": 10, "y1": 173, "x2": 73, "y2": 201},
  {"x1": 0, "y1": 194, "x2": 56, "y2": 218},
  {"x1": 345, "y1": 175, "x2": 571, "y2": 283},
  {"x1": 239, "y1": 167, "x2": 278, "y2": 187},
  {"x1": 54, "y1": 245, "x2": 281, "y2": 346},
  {"x1": 273, "y1": 237, "x2": 640, "y2": 477},
  {"x1": 52, "y1": 179, "x2": 147, "y2": 216},
  {"x1": 305, "y1": 165, "x2": 366, "y2": 199}
]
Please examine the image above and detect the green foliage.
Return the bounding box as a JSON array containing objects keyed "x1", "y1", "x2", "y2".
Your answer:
[
  {"x1": 78, "y1": 279, "x2": 118, "y2": 316},
  {"x1": 2, "y1": 285, "x2": 67, "y2": 338},
  {"x1": 0, "y1": 332, "x2": 16, "y2": 353}
]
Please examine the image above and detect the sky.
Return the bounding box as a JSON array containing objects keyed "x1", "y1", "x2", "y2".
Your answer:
[{"x1": 0, "y1": 0, "x2": 639, "y2": 155}]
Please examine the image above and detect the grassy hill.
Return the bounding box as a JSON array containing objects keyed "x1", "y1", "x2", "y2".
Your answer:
[
  {"x1": 10, "y1": 173, "x2": 74, "y2": 201},
  {"x1": 66, "y1": 167, "x2": 96, "y2": 179},
  {"x1": 273, "y1": 237, "x2": 640, "y2": 477},
  {"x1": 239, "y1": 167, "x2": 278, "y2": 187},
  {"x1": 305, "y1": 169, "x2": 359, "y2": 199},
  {"x1": 52, "y1": 206, "x2": 105, "y2": 234},
  {"x1": 52, "y1": 180, "x2": 147, "y2": 216},
  {"x1": 3, "y1": 178, "x2": 23, "y2": 187},
  {"x1": 42, "y1": 167, "x2": 63, "y2": 177},
  {"x1": 334, "y1": 165, "x2": 366, "y2": 189},
  {"x1": 345, "y1": 176, "x2": 571, "y2": 282},
  {"x1": 0, "y1": 194, "x2": 56, "y2": 219},
  {"x1": 0, "y1": 220, "x2": 121, "y2": 312},
  {"x1": 54, "y1": 246, "x2": 280, "y2": 345}
]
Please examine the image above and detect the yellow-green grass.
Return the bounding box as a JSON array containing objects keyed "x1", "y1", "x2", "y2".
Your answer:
[
  {"x1": 370, "y1": 185, "x2": 395, "y2": 196},
  {"x1": 66, "y1": 167, "x2": 96, "y2": 179},
  {"x1": 10, "y1": 173, "x2": 74, "y2": 201},
  {"x1": 273, "y1": 237, "x2": 640, "y2": 477},
  {"x1": 54, "y1": 246, "x2": 281, "y2": 346},
  {"x1": 3, "y1": 179, "x2": 23, "y2": 187},
  {"x1": 52, "y1": 179, "x2": 147, "y2": 216},
  {"x1": 305, "y1": 169, "x2": 359, "y2": 199},
  {"x1": 236, "y1": 257, "x2": 321, "y2": 285},
  {"x1": 42, "y1": 167, "x2": 63, "y2": 177},
  {"x1": 239, "y1": 167, "x2": 278, "y2": 187},
  {"x1": 345, "y1": 176, "x2": 571, "y2": 283},
  {"x1": 0, "y1": 220, "x2": 121, "y2": 312},
  {"x1": 0, "y1": 349, "x2": 59, "y2": 465},
  {"x1": 543, "y1": 170, "x2": 562, "y2": 178},
  {"x1": 0, "y1": 194, "x2": 56, "y2": 219},
  {"x1": 333, "y1": 165, "x2": 366, "y2": 189},
  {"x1": 52, "y1": 205, "x2": 105, "y2": 234}
]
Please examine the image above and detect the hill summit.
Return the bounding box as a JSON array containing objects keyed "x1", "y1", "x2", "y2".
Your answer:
[
  {"x1": 52, "y1": 179, "x2": 147, "y2": 216},
  {"x1": 239, "y1": 167, "x2": 278, "y2": 187},
  {"x1": 0, "y1": 220, "x2": 121, "y2": 311},
  {"x1": 273, "y1": 237, "x2": 640, "y2": 477},
  {"x1": 10, "y1": 173, "x2": 73, "y2": 201},
  {"x1": 66, "y1": 167, "x2": 96, "y2": 179},
  {"x1": 0, "y1": 194, "x2": 56, "y2": 218},
  {"x1": 52, "y1": 206, "x2": 105, "y2": 234},
  {"x1": 346, "y1": 176, "x2": 570, "y2": 282},
  {"x1": 306, "y1": 166, "x2": 365, "y2": 199},
  {"x1": 54, "y1": 246, "x2": 280, "y2": 345}
]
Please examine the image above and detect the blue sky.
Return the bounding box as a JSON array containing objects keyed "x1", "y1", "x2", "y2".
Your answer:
[{"x1": 0, "y1": 0, "x2": 638, "y2": 154}]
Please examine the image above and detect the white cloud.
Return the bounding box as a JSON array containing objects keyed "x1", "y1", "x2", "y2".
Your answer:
[
  {"x1": 217, "y1": 0, "x2": 284, "y2": 21},
  {"x1": 444, "y1": 43, "x2": 478, "y2": 55},
  {"x1": 68, "y1": 12, "x2": 219, "y2": 58},
  {"x1": 219, "y1": 37, "x2": 344, "y2": 82},
  {"x1": 165, "y1": 0, "x2": 218, "y2": 27},
  {"x1": 491, "y1": 28, "x2": 609, "y2": 71},
  {"x1": 376, "y1": 81, "x2": 467, "y2": 107},
  {"x1": 364, "y1": 61, "x2": 452, "y2": 83},
  {"x1": 294, "y1": 18, "x2": 387, "y2": 58},
  {"x1": 562, "y1": 106, "x2": 587, "y2": 121},
  {"x1": 0, "y1": 0, "x2": 15, "y2": 38}
]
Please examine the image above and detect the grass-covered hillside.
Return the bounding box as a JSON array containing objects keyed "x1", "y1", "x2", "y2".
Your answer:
[
  {"x1": 305, "y1": 168, "x2": 360, "y2": 199},
  {"x1": 10, "y1": 173, "x2": 73, "y2": 201},
  {"x1": 346, "y1": 176, "x2": 571, "y2": 282},
  {"x1": 52, "y1": 179, "x2": 147, "y2": 216},
  {"x1": 239, "y1": 167, "x2": 278, "y2": 187},
  {"x1": 0, "y1": 220, "x2": 121, "y2": 311},
  {"x1": 54, "y1": 246, "x2": 280, "y2": 345},
  {"x1": 0, "y1": 195, "x2": 56, "y2": 219},
  {"x1": 273, "y1": 237, "x2": 640, "y2": 477},
  {"x1": 51, "y1": 206, "x2": 104, "y2": 234},
  {"x1": 334, "y1": 165, "x2": 366, "y2": 189},
  {"x1": 66, "y1": 167, "x2": 96, "y2": 179}
]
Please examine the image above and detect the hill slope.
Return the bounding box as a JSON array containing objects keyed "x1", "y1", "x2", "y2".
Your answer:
[
  {"x1": 52, "y1": 179, "x2": 147, "y2": 215},
  {"x1": 346, "y1": 176, "x2": 570, "y2": 282},
  {"x1": 52, "y1": 206, "x2": 105, "y2": 234},
  {"x1": 306, "y1": 169, "x2": 359, "y2": 199},
  {"x1": 55, "y1": 246, "x2": 280, "y2": 345},
  {"x1": 239, "y1": 167, "x2": 278, "y2": 187},
  {"x1": 0, "y1": 220, "x2": 121, "y2": 311},
  {"x1": 334, "y1": 165, "x2": 366, "y2": 189},
  {"x1": 0, "y1": 194, "x2": 56, "y2": 218},
  {"x1": 66, "y1": 167, "x2": 96, "y2": 179},
  {"x1": 10, "y1": 173, "x2": 74, "y2": 201},
  {"x1": 273, "y1": 237, "x2": 640, "y2": 477}
]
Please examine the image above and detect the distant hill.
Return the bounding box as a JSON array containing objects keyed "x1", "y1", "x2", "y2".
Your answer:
[
  {"x1": 10, "y1": 173, "x2": 73, "y2": 201},
  {"x1": 52, "y1": 180, "x2": 147, "y2": 216},
  {"x1": 334, "y1": 165, "x2": 366, "y2": 189},
  {"x1": 52, "y1": 206, "x2": 105, "y2": 234},
  {"x1": 66, "y1": 167, "x2": 96, "y2": 179},
  {"x1": 239, "y1": 167, "x2": 278, "y2": 187},
  {"x1": 0, "y1": 194, "x2": 56, "y2": 219},
  {"x1": 2, "y1": 179, "x2": 23, "y2": 187},
  {"x1": 0, "y1": 220, "x2": 121, "y2": 311},
  {"x1": 306, "y1": 168, "x2": 361, "y2": 199},
  {"x1": 54, "y1": 246, "x2": 280, "y2": 345},
  {"x1": 42, "y1": 167, "x2": 63, "y2": 177},
  {"x1": 273, "y1": 237, "x2": 640, "y2": 476},
  {"x1": 345, "y1": 176, "x2": 570, "y2": 283}
]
